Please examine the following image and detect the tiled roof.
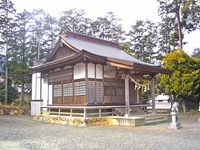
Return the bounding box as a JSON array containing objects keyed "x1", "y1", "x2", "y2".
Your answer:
[{"x1": 62, "y1": 35, "x2": 158, "y2": 67}]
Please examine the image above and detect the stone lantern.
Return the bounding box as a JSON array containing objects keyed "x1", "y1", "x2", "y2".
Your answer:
[{"x1": 169, "y1": 102, "x2": 182, "y2": 129}]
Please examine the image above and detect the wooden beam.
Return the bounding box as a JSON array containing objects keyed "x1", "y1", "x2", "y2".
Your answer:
[
  {"x1": 129, "y1": 75, "x2": 152, "y2": 81},
  {"x1": 107, "y1": 62, "x2": 133, "y2": 69}
]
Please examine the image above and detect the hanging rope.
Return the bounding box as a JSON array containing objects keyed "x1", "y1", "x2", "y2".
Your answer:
[
  {"x1": 115, "y1": 71, "x2": 123, "y2": 81},
  {"x1": 115, "y1": 71, "x2": 153, "y2": 91},
  {"x1": 129, "y1": 75, "x2": 152, "y2": 87}
]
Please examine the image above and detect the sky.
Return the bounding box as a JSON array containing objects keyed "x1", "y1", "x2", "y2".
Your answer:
[{"x1": 11, "y1": 0, "x2": 200, "y2": 55}]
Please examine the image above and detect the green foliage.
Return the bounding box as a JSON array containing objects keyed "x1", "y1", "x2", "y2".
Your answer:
[
  {"x1": 192, "y1": 48, "x2": 200, "y2": 58},
  {"x1": 127, "y1": 20, "x2": 158, "y2": 63},
  {"x1": 120, "y1": 42, "x2": 131, "y2": 55},
  {"x1": 12, "y1": 99, "x2": 30, "y2": 107},
  {"x1": 157, "y1": 0, "x2": 200, "y2": 49},
  {"x1": 59, "y1": 8, "x2": 86, "y2": 33},
  {"x1": 159, "y1": 49, "x2": 200, "y2": 111},
  {"x1": 0, "y1": 80, "x2": 18, "y2": 104},
  {"x1": 91, "y1": 12, "x2": 125, "y2": 42}
]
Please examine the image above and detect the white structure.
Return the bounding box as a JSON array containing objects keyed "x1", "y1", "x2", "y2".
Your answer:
[
  {"x1": 198, "y1": 101, "x2": 200, "y2": 112},
  {"x1": 169, "y1": 102, "x2": 182, "y2": 129},
  {"x1": 147, "y1": 94, "x2": 172, "y2": 111}
]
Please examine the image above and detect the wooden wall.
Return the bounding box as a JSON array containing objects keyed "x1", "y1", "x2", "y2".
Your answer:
[
  {"x1": 51, "y1": 45, "x2": 76, "y2": 61},
  {"x1": 48, "y1": 63, "x2": 141, "y2": 106}
]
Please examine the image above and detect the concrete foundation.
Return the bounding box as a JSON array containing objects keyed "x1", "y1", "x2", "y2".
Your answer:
[{"x1": 34, "y1": 114, "x2": 145, "y2": 127}]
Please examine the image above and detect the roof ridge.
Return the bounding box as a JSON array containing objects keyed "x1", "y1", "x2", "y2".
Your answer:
[{"x1": 63, "y1": 31, "x2": 121, "y2": 49}]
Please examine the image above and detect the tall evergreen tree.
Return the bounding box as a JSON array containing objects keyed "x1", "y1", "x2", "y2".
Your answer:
[
  {"x1": 8, "y1": 10, "x2": 33, "y2": 106},
  {"x1": 58, "y1": 8, "x2": 86, "y2": 33},
  {"x1": 30, "y1": 9, "x2": 59, "y2": 60},
  {"x1": 0, "y1": 0, "x2": 16, "y2": 104},
  {"x1": 157, "y1": 0, "x2": 200, "y2": 50},
  {"x1": 127, "y1": 20, "x2": 158, "y2": 63},
  {"x1": 192, "y1": 48, "x2": 200, "y2": 58},
  {"x1": 91, "y1": 12, "x2": 125, "y2": 42}
]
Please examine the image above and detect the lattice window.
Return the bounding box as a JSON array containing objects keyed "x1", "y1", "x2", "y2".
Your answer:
[
  {"x1": 53, "y1": 84, "x2": 62, "y2": 97},
  {"x1": 96, "y1": 81, "x2": 103, "y2": 103},
  {"x1": 75, "y1": 81, "x2": 86, "y2": 96},
  {"x1": 104, "y1": 82, "x2": 124, "y2": 96},
  {"x1": 88, "y1": 81, "x2": 95, "y2": 103},
  {"x1": 117, "y1": 86, "x2": 124, "y2": 96},
  {"x1": 111, "y1": 86, "x2": 116, "y2": 96},
  {"x1": 104, "y1": 85, "x2": 111, "y2": 96},
  {"x1": 63, "y1": 83, "x2": 73, "y2": 96}
]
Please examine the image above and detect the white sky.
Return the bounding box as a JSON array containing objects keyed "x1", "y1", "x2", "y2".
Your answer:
[{"x1": 12, "y1": 0, "x2": 199, "y2": 55}]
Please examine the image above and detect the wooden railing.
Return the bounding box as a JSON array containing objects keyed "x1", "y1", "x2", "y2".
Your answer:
[{"x1": 40, "y1": 104, "x2": 148, "y2": 118}]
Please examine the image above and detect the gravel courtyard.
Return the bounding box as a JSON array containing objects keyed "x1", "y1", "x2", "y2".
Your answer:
[{"x1": 0, "y1": 115, "x2": 200, "y2": 150}]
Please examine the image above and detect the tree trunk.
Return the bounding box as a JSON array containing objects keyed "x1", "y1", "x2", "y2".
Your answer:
[
  {"x1": 20, "y1": 82, "x2": 24, "y2": 106},
  {"x1": 181, "y1": 100, "x2": 187, "y2": 113},
  {"x1": 175, "y1": 0, "x2": 183, "y2": 49},
  {"x1": 4, "y1": 0, "x2": 9, "y2": 105}
]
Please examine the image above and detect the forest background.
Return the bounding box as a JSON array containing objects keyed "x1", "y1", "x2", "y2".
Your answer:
[{"x1": 0, "y1": 0, "x2": 200, "y2": 113}]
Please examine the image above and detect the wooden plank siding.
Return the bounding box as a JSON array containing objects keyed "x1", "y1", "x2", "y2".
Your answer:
[
  {"x1": 51, "y1": 44, "x2": 76, "y2": 61},
  {"x1": 103, "y1": 79, "x2": 125, "y2": 105},
  {"x1": 49, "y1": 64, "x2": 137, "y2": 106}
]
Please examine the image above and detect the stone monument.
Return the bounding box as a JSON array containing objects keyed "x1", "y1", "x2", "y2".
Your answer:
[
  {"x1": 198, "y1": 101, "x2": 200, "y2": 112},
  {"x1": 169, "y1": 102, "x2": 182, "y2": 129}
]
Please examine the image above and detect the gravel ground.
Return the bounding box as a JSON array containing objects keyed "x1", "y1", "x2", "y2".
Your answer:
[{"x1": 0, "y1": 115, "x2": 200, "y2": 150}]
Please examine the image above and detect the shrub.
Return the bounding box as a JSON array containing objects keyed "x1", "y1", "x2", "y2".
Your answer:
[{"x1": 12, "y1": 99, "x2": 30, "y2": 107}]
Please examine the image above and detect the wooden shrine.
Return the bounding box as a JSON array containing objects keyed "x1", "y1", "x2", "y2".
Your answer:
[{"x1": 30, "y1": 31, "x2": 172, "y2": 116}]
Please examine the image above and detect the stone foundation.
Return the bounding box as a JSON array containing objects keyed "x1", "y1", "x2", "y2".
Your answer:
[
  {"x1": 34, "y1": 114, "x2": 145, "y2": 127},
  {"x1": 0, "y1": 108, "x2": 30, "y2": 115}
]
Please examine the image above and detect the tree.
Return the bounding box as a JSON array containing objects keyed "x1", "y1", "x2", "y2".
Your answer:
[
  {"x1": 127, "y1": 20, "x2": 158, "y2": 63},
  {"x1": 0, "y1": 0, "x2": 16, "y2": 105},
  {"x1": 157, "y1": 17, "x2": 177, "y2": 53},
  {"x1": 30, "y1": 9, "x2": 59, "y2": 60},
  {"x1": 58, "y1": 8, "x2": 86, "y2": 33},
  {"x1": 8, "y1": 10, "x2": 33, "y2": 106},
  {"x1": 0, "y1": 76, "x2": 18, "y2": 104},
  {"x1": 192, "y1": 48, "x2": 200, "y2": 58},
  {"x1": 159, "y1": 49, "x2": 200, "y2": 113},
  {"x1": 120, "y1": 42, "x2": 131, "y2": 55},
  {"x1": 157, "y1": 0, "x2": 200, "y2": 50},
  {"x1": 91, "y1": 12, "x2": 125, "y2": 42}
]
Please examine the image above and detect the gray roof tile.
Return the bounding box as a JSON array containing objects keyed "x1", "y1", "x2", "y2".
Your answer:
[{"x1": 64, "y1": 36, "x2": 158, "y2": 67}]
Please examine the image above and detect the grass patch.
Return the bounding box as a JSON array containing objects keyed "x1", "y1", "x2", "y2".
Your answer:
[
  {"x1": 0, "y1": 104, "x2": 30, "y2": 111},
  {"x1": 0, "y1": 99, "x2": 30, "y2": 111},
  {"x1": 185, "y1": 109, "x2": 200, "y2": 116}
]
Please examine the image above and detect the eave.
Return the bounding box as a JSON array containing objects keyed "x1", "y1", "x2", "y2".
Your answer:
[
  {"x1": 30, "y1": 50, "x2": 107, "y2": 73},
  {"x1": 30, "y1": 50, "x2": 172, "y2": 76}
]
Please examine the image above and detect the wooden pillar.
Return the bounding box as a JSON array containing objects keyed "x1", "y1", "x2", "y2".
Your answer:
[
  {"x1": 85, "y1": 63, "x2": 88, "y2": 105},
  {"x1": 125, "y1": 72, "x2": 130, "y2": 117},
  {"x1": 151, "y1": 77, "x2": 156, "y2": 114}
]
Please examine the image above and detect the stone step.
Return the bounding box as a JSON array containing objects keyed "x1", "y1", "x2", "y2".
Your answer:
[
  {"x1": 145, "y1": 116, "x2": 164, "y2": 121},
  {"x1": 144, "y1": 119, "x2": 169, "y2": 126},
  {"x1": 131, "y1": 112, "x2": 147, "y2": 115}
]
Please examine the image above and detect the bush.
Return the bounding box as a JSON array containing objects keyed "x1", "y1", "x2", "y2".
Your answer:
[{"x1": 12, "y1": 99, "x2": 30, "y2": 107}]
